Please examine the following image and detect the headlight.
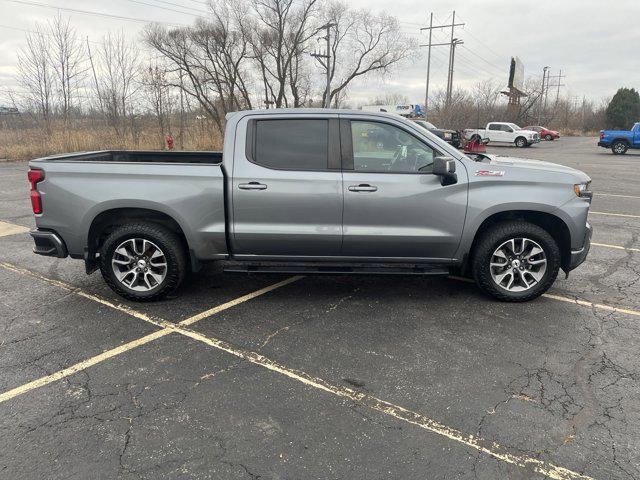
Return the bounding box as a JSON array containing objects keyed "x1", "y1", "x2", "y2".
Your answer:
[
  {"x1": 444, "y1": 132, "x2": 451, "y2": 139},
  {"x1": 573, "y1": 182, "x2": 592, "y2": 200}
]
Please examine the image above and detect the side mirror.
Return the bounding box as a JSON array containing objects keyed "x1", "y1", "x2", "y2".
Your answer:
[{"x1": 433, "y1": 156, "x2": 457, "y2": 186}]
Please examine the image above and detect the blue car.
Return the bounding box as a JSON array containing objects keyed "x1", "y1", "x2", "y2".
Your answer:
[{"x1": 598, "y1": 122, "x2": 640, "y2": 154}]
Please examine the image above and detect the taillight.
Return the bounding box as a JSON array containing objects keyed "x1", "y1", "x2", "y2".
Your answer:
[
  {"x1": 600, "y1": 132, "x2": 604, "y2": 140},
  {"x1": 28, "y1": 168, "x2": 44, "y2": 214}
]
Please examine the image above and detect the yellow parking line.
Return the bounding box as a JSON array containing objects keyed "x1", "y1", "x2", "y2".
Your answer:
[
  {"x1": 0, "y1": 261, "x2": 302, "y2": 402},
  {"x1": 590, "y1": 211, "x2": 640, "y2": 219},
  {"x1": 0, "y1": 220, "x2": 29, "y2": 238},
  {"x1": 543, "y1": 293, "x2": 640, "y2": 318},
  {"x1": 447, "y1": 273, "x2": 640, "y2": 317},
  {"x1": 0, "y1": 262, "x2": 594, "y2": 479},
  {"x1": 592, "y1": 242, "x2": 640, "y2": 253},
  {"x1": 0, "y1": 330, "x2": 171, "y2": 404},
  {"x1": 180, "y1": 276, "x2": 303, "y2": 326},
  {"x1": 0, "y1": 261, "x2": 169, "y2": 329},
  {"x1": 594, "y1": 193, "x2": 640, "y2": 200},
  {"x1": 173, "y1": 325, "x2": 592, "y2": 480}
]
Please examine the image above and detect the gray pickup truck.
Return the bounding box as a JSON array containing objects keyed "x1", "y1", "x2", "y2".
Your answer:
[{"x1": 28, "y1": 109, "x2": 593, "y2": 302}]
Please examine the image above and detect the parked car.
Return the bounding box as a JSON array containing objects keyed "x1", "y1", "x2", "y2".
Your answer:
[
  {"x1": 361, "y1": 104, "x2": 424, "y2": 118},
  {"x1": 28, "y1": 109, "x2": 592, "y2": 303},
  {"x1": 598, "y1": 122, "x2": 640, "y2": 154},
  {"x1": 524, "y1": 125, "x2": 560, "y2": 141},
  {"x1": 464, "y1": 122, "x2": 541, "y2": 148},
  {"x1": 412, "y1": 119, "x2": 461, "y2": 148}
]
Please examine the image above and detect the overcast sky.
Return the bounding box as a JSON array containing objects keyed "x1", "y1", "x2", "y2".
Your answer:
[{"x1": 0, "y1": 0, "x2": 638, "y2": 107}]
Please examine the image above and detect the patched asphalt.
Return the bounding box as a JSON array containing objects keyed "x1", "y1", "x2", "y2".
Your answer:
[{"x1": 0, "y1": 136, "x2": 639, "y2": 479}]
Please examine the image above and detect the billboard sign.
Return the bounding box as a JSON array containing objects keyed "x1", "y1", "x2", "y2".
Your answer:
[{"x1": 508, "y1": 57, "x2": 525, "y2": 93}]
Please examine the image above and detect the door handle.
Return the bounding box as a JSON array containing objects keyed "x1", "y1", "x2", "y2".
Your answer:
[
  {"x1": 238, "y1": 182, "x2": 267, "y2": 190},
  {"x1": 348, "y1": 184, "x2": 378, "y2": 192}
]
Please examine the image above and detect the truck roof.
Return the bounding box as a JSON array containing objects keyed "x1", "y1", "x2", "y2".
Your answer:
[{"x1": 226, "y1": 108, "x2": 410, "y2": 121}]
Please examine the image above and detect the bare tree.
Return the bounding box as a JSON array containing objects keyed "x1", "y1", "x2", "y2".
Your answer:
[
  {"x1": 370, "y1": 92, "x2": 410, "y2": 106},
  {"x1": 95, "y1": 31, "x2": 141, "y2": 136},
  {"x1": 323, "y1": 2, "x2": 415, "y2": 107},
  {"x1": 249, "y1": 0, "x2": 320, "y2": 108},
  {"x1": 17, "y1": 24, "x2": 55, "y2": 134},
  {"x1": 142, "y1": 63, "x2": 175, "y2": 147},
  {"x1": 145, "y1": 0, "x2": 254, "y2": 131},
  {"x1": 48, "y1": 15, "x2": 86, "y2": 124}
]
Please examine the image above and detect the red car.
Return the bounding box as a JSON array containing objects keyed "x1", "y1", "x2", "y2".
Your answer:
[{"x1": 524, "y1": 126, "x2": 560, "y2": 141}]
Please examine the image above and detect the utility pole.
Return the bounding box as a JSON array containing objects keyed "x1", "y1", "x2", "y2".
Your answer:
[
  {"x1": 543, "y1": 68, "x2": 551, "y2": 114},
  {"x1": 538, "y1": 66, "x2": 549, "y2": 124},
  {"x1": 86, "y1": 36, "x2": 103, "y2": 114},
  {"x1": 311, "y1": 22, "x2": 337, "y2": 108},
  {"x1": 419, "y1": 12, "x2": 465, "y2": 114},
  {"x1": 551, "y1": 69, "x2": 566, "y2": 103},
  {"x1": 178, "y1": 69, "x2": 185, "y2": 150},
  {"x1": 423, "y1": 12, "x2": 433, "y2": 116},
  {"x1": 447, "y1": 10, "x2": 456, "y2": 103},
  {"x1": 446, "y1": 38, "x2": 464, "y2": 105}
]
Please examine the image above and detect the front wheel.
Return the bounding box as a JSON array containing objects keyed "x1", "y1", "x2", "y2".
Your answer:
[
  {"x1": 611, "y1": 140, "x2": 628, "y2": 155},
  {"x1": 544, "y1": 134, "x2": 553, "y2": 141},
  {"x1": 515, "y1": 137, "x2": 528, "y2": 148},
  {"x1": 472, "y1": 221, "x2": 560, "y2": 302},
  {"x1": 99, "y1": 222, "x2": 187, "y2": 301}
]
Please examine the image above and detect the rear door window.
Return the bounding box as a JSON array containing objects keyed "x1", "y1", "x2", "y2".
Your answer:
[{"x1": 253, "y1": 119, "x2": 328, "y2": 170}]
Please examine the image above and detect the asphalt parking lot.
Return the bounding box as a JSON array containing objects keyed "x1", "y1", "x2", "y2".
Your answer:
[{"x1": 1, "y1": 136, "x2": 639, "y2": 480}]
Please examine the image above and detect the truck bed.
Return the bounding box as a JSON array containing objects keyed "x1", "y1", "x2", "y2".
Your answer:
[
  {"x1": 37, "y1": 150, "x2": 223, "y2": 164},
  {"x1": 30, "y1": 150, "x2": 228, "y2": 262}
]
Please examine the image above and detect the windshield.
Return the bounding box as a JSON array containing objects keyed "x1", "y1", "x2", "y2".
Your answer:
[{"x1": 508, "y1": 123, "x2": 521, "y2": 130}]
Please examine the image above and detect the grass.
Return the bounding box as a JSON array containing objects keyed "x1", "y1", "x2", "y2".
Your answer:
[{"x1": 0, "y1": 118, "x2": 223, "y2": 162}]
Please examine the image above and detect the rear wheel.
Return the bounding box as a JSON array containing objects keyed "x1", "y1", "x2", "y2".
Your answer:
[
  {"x1": 472, "y1": 221, "x2": 560, "y2": 302},
  {"x1": 611, "y1": 140, "x2": 628, "y2": 155},
  {"x1": 515, "y1": 136, "x2": 528, "y2": 148},
  {"x1": 99, "y1": 222, "x2": 187, "y2": 301}
]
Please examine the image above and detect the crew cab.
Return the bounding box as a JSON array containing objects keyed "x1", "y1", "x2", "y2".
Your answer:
[
  {"x1": 598, "y1": 123, "x2": 640, "y2": 154},
  {"x1": 464, "y1": 122, "x2": 541, "y2": 148},
  {"x1": 524, "y1": 125, "x2": 560, "y2": 141},
  {"x1": 28, "y1": 109, "x2": 592, "y2": 303},
  {"x1": 412, "y1": 119, "x2": 461, "y2": 148}
]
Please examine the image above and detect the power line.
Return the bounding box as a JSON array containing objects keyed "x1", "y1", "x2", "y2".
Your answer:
[
  {"x1": 419, "y1": 10, "x2": 465, "y2": 110},
  {"x1": 0, "y1": 23, "x2": 103, "y2": 44},
  {"x1": 145, "y1": 0, "x2": 210, "y2": 14},
  {"x1": 125, "y1": 0, "x2": 207, "y2": 17},
  {"x1": 456, "y1": 18, "x2": 510, "y2": 63},
  {"x1": 0, "y1": 0, "x2": 188, "y2": 26},
  {"x1": 459, "y1": 45, "x2": 506, "y2": 76}
]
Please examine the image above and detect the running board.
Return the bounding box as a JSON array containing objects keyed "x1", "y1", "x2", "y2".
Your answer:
[{"x1": 223, "y1": 264, "x2": 450, "y2": 276}]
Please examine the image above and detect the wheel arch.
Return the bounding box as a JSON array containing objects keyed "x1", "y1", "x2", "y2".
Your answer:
[
  {"x1": 86, "y1": 207, "x2": 193, "y2": 273},
  {"x1": 463, "y1": 210, "x2": 572, "y2": 275},
  {"x1": 612, "y1": 137, "x2": 631, "y2": 145}
]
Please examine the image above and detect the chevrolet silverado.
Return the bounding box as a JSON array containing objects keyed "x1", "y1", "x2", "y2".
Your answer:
[{"x1": 28, "y1": 109, "x2": 592, "y2": 302}]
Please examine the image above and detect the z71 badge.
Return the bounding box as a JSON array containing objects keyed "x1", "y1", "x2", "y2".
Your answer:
[{"x1": 475, "y1": 170, "x2": 505, "y2": 177}]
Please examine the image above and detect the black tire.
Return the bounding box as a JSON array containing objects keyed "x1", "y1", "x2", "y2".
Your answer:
[
  {"x1": 99, "y1": 222, "x2": 187, "y2": 301},
  {"x1": 472, "y1": 221, "x2": 560, "y2": 302},
  {"x1": 515, "y1": 136, "x2": 527, "y2": 148},
  {"x1": 611, "y1": 140, "x2": 628, "y2": 155},
  {"x1": 544, "y1": 134, "x2": 553, "y2": 141}
]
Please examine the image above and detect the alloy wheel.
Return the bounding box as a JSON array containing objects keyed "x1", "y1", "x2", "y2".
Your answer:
[
  {"x1": 111, "y1": 238, "x2": 168, "y2": 291},
  {"x1": 489, "y1": 237, "x2": 547, "y2": 292}
]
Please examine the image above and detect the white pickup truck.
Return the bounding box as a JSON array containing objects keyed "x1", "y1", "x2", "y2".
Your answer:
[{"x1": 464, "y1": 122, "x2": 540, "y2": 148}]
